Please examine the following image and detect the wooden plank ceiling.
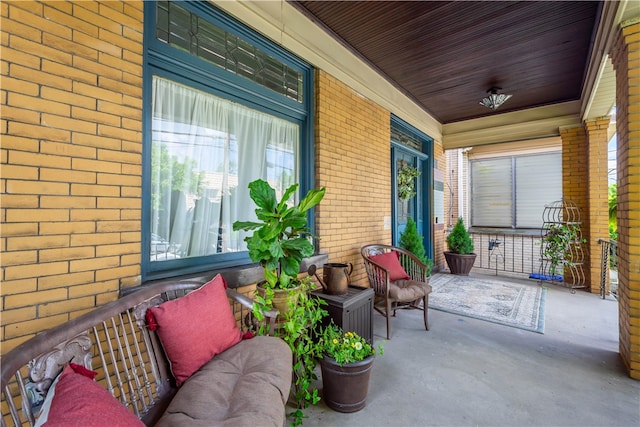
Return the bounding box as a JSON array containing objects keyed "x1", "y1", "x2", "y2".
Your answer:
[{"x1": 292, "y1": 1, "x2": 601, "y2": 124}]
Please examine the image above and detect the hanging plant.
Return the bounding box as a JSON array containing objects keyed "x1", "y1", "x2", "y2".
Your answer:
[{"x1": 397, "y1": 165, "x2": 421, "y2": 200}]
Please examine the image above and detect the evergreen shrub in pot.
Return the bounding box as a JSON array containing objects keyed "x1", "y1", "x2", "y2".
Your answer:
[{"x1": 444, "y1": 217, "x2": 477, "y2": 275}]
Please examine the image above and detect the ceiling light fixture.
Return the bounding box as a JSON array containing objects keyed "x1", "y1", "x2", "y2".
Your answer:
[{"x1": 479, "y1": 87, "x2": 512, "y2": 110}]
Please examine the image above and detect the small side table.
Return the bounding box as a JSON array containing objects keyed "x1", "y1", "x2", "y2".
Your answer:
[{"x1": 311, "y1": 286, "x2": 374, "y2": 344}]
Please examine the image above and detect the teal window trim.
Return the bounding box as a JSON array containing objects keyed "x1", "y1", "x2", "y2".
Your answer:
[{"x1": 142, "y1": 1, "x2": 314, "y2": 281}]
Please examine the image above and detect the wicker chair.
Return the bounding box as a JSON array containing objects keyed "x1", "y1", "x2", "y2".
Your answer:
[{"x1": 361, "y1": 244, "x2": 432, "y2": 339}]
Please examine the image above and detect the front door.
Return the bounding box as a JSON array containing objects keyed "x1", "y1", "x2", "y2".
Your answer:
[
  {"x1": 391, "y1": 117, "x2": 433, "y2": 260},
  {"x1": 392, "y1": 146, "x2": 428, "y2": 244}
]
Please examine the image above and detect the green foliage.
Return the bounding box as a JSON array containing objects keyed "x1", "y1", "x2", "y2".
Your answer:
[
  {"x1": 319, "y1": 323, "x2": 383, "y2": 366},
  {"x1": 397, "y1": 165, "x2": 421, "y2": 200},
  {"x1": 151, "y1": 144, "x2": 203, "y2": 210},
  {"x1": 277, "y1": 279, "x2": 328, "y2": 427},
  {"x1": 446, "y1": 217, "x2": 474, "y2": 255},
  {"x1": 399, "y1": 217, "x2": 432, "y2": 275},
  {"x1": 542, "y1": 223, "x2": 586, "y2": 276},
  {"x1": 233, "y1": 179, "x2": 327, "y2": 426},
  {"x1": 233, "y1": 179, "x2": 326, "y2": 289},
  {"x1": 609, "y1": 184, "x2": 617, "y2": 240}
]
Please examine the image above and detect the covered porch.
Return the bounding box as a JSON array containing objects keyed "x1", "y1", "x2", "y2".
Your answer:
[{"x1": 303, "y1": 273, "x2": 639, "y2": 426}]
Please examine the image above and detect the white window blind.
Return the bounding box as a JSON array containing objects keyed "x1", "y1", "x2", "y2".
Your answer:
[
  {"x1": 515, "y1": 153, "x2": 562, "y2": 227},
  {"x1": 471, "y1": 158, "x2": 513, "y2": 227},
  {"x1": 470, "y1": 152, "x2": 561, "y2": 229}
]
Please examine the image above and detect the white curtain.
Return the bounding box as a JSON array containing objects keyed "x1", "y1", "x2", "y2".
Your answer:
[{"x1": 150, "y1": 77, "x2": 298, "y2": 261}]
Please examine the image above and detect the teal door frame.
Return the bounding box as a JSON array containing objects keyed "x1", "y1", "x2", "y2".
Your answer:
[{"x1": 390, "y1": 117, "x2": 434, "y2": 261}]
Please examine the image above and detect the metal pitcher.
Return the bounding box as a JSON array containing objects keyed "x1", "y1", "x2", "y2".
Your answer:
[{"x1": 310, "y1": 262, "x2": 353, "y2": 295}]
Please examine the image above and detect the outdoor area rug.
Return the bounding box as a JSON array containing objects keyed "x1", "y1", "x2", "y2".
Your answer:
[{"x1": 428, "y1": 273, "x2": 546, "y2": 333}]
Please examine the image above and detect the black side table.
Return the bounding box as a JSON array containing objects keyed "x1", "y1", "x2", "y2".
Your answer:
[{"x1": 311, "y1": 286, "x2": 374, "y2": 344}]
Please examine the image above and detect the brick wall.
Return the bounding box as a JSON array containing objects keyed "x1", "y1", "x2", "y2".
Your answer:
[
  {"x1": 1, "y1": 0, "x2": 143, "y2": 352},
  {"x1": 611, "y1": 21, "x2": 640, "y2": 380},
  {"x1": 0, "y1": 1, "x2": 449, "y2": 356},
  {"x1": 314, "y1": 70, "x2": 392, "y2": 286},
  {"x1": 585, "y1": 118, "x2": 611, "y2": 293},
  {"x1": 560, "y1": 126, "x2": 591, "y2": 287}
]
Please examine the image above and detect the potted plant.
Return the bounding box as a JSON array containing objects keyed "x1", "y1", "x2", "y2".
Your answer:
[
  {"x1": 232, "y1": 178, "x2": 327, "y2": 426},
  {"x1": 317, "y1": 323, "x2": 383, "y2": 413},
  {"x1": 542, "y1": 223, "x2": 585, "y2": 277},
  {"x1": 399, "y1": 217, "x2": 433, "y2": 275},
  {"x1": 280, "y1": 278, "x2": 328, "y2": 426},
  {"x1": 444, "y1": 217, "x2": 476, "y2": 275},
  {"x1": 233, "y1": 179, "x2": 325, "y2": 317}
]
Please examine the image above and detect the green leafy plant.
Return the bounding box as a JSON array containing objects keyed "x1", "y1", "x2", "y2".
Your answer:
[
  {"x1": 609, "y1": 184, "x2": 617, "y2": 240},
  {"x1": 319, "y1": 323, "x2": 383, "y2": 366},
  {"x1": 542, "y1": 223, "x2": 586, "y2": 276},
  {"x1": 446, "y1": 217, "x2": 474, "y2": 255},
  {"x1": 278, "y1": 278, "x2": 328, "y2": 426},
  {"x1": 233, "y1": 179, "x2": 326, "y2": 290},
  {"x1": 397, "y1": 165, "x2": 420, "y2": 200},
  {"x1": 233, "y1": 179, "x2": 327, "y2": 426},
  {"x1": 399, "y1": 217, "x2": 432, "y2": 274}
]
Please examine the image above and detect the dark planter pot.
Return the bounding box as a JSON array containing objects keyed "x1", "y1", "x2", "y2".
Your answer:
[
  {"x1": 319, "y1": 355, "x2": 374, "y2": 413},
  {"x1": 444, "y1": 252, "x2": 477, "y2": 276}
]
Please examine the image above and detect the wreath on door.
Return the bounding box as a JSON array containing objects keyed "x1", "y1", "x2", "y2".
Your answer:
[{"x1": 397, "y1": 165, "x2": 421, "y2": 200}]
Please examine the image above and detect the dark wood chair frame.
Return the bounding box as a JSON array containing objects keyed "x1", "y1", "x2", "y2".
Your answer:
[{"x1": 361, "y1": 244, "x2": 431, "y2": 339}]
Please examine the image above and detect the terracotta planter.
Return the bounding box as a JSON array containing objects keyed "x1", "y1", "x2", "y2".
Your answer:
[
  {"x1": 256, "y1": 282, "x2": 301, "y2": 321},
  {"x1": 444, "y1": 252, "x2": 477, "y2": 276},
  {"x1": 319, "y1": 355, "x2": 374, "y2": 413}
]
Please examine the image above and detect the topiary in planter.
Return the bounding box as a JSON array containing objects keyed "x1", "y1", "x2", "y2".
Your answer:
[
  {"x1": 445, "y1": 217, "x2": 476, "y2": 275},
  {"x1": 399, "y1": 217, "x2": 432, "y2": 275},
  {"x1": 446, "y1": 217, "x2": 474, "y2": 254}
]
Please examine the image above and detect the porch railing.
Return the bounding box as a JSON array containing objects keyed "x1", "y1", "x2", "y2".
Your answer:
[
  {"x1": 468, "y1": 231, "x2": 541, "y2": 279},
  {"x1": 597, "y1": 238, "x2": 618, "y2": 299}
]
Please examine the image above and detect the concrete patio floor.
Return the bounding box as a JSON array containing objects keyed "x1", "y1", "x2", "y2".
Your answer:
[{"x1": 299, "y1": 273, "x2": 640, "y2": 427}]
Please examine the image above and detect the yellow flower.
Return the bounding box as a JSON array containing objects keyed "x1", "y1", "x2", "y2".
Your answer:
[
  {"x1": 355, "y1": 342, "x2": 363, "y2": 350},
  {"x1": 332, "y1": 338, "x2": 339, "y2": 344}
]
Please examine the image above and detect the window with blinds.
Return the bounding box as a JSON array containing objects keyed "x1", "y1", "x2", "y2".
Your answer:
[{"x1": 470, "y1": 152, "x2": 561, "y2": 229}]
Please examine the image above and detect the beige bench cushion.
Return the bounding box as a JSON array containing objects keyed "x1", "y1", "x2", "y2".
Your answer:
[{"x1": 156, "y1": 336, "x2": 292, "y2": 427}]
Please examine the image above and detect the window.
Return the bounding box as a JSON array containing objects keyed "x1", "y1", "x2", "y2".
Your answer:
[
  {"x1": 470, "y1": 152, "x2": 562, "y2": 229},
  {"x1": 143, "y1": 1, "x2": 313, "y2": 279}
]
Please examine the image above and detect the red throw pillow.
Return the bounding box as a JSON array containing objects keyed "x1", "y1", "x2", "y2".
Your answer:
[
  {"x1": 369, "y1": 251, "x2": 410, "y2": 281},
  {"x1": 35, "y1": 365, "x2": 144, "y2": 427},
  {"x1": 147, "y1": 274, "x2": 242, "y2": 386}
]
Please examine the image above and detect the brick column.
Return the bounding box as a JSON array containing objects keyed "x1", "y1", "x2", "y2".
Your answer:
[
  {"x1": 560, "y1": 126, "x2": 590, "y2": 286},
  {"x1": 585, "y1": 118, "x2": 611, "y2": 294},
  {"x1": 611, "y1": 20, "x2": 640, "y2": 380}
]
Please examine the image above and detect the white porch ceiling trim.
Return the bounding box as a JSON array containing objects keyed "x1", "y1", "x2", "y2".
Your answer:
[{"x1": 442, "y1": 102, "x2": 581, "y2": 150}]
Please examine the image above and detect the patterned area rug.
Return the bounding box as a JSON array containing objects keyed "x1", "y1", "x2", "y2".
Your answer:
[{"x1": 428, "y1": 274, "x2": 546, "y2": 333}]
